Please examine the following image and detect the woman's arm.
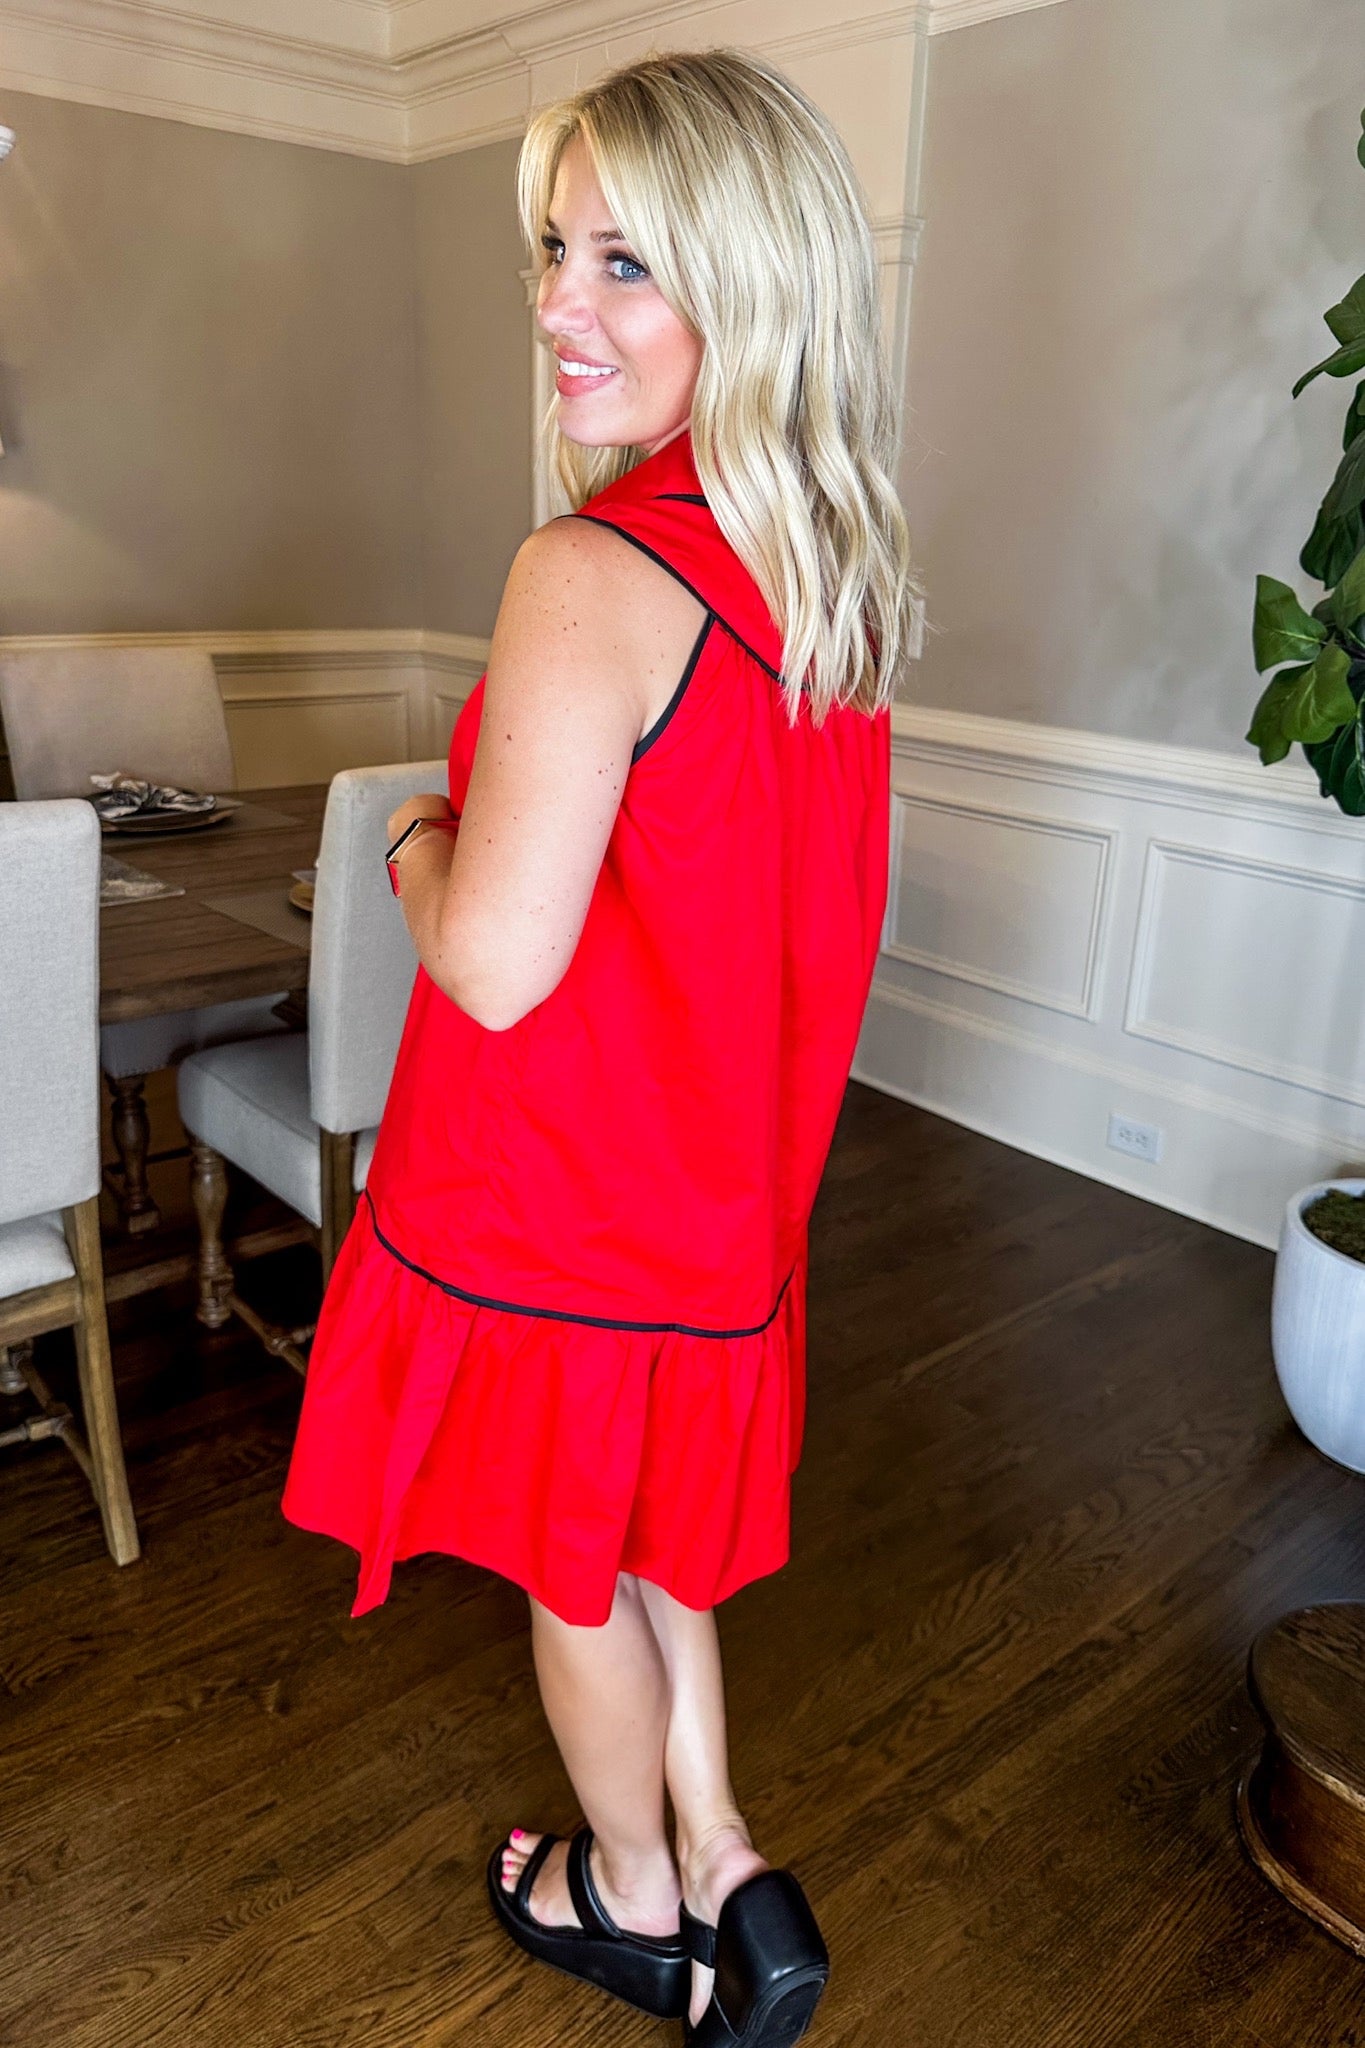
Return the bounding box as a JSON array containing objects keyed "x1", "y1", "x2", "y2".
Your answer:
[{"x1": 389, "y1": 515, "x2": 705, "y2": 1031}]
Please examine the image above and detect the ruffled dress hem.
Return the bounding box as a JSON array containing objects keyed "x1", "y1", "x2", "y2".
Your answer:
[{"x1": 280, "y1": 1200, "x2": 807, "y2": 1629}]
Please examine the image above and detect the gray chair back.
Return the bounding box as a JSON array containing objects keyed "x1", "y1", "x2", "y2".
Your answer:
[
  {"x1": 309, "y1": 761, "x2": 449, "y2": 1138},
  {"x1": 0, "y1": 800, "x2": 102, "y2": 1226},
  {"x1": 0, "y1": 647, "x2": 236, "y2": 799}
]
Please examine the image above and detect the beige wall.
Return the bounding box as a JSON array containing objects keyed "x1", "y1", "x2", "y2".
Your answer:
[
  {"x1": 0, "y1": 92, "x2": 531, "y2": 640},
  {"x1": 902, "y1": 0, "x2": 1363, "y2": 752},
  {"x1": 0, "y1": 89, "x2": 423, "y2": 635},
  {"x1": 15, "y1": 0, "x2": 1358, "y2": 754},
  {"x1": 415, "y1": 139, "x2": 532, "y2": 639}
]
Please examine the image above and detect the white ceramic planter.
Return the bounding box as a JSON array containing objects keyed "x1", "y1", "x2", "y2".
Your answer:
[{"x1": 1271, "y1": 1177, "x2": 1365, "y2": 1472}]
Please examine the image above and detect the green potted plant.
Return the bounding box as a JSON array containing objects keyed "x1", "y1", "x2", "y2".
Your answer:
[{"x1": 1248, "y1": 106, "x2": 1365, "y2": 1470}]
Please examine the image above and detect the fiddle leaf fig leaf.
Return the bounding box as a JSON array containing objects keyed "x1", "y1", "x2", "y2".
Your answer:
[
  {"x1": 1333, "y1": 544, "x2": 1365, "y2": 632},
  {"x1": 1253, "y1": 575, "x2": 1328, "y2": 670},
  {"x1": 1327, "y1": 719, "x2": 1364, "y2": 812},
  {"x1": 1322, "y1": 429, "x2": 1365, "y2": 522},
  {"x1": 1302, "y1": 501, "x2": 1365, "y2": 586},
  {"x1": 1287, "y1": 641, "x2": 1356, "y2": 740},
  {"x1": 1325, "y1": 273, "x2": 1365, "y2": 347},
  {"x1": 1292, "y1": 335, "x2": 1365, "y2": 398},
  {"x1": 1251, "y1": 646, "x2": 1355, "y2": 763},
  {"x1": 1247, "y1": 666, "x2": 1304, "y2": 763},
  {"x1": 1344, "y1": 380, "x2": 1365, "y2": 453},
  {"x1": 1305, "y1": 705, "x2": 1365, "y2": 813},
  {"x1": 1251, "y1": 113, "x2": 1365, "y2": 816}
]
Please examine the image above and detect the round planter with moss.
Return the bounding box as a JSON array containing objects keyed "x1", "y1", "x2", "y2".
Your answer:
[{"x1": 1272, "y1": 1180, "x2": 1365, "y2": 1472}]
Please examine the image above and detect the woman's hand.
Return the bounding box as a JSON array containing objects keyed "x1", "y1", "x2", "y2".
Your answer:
[{"x1": 387, "y1": 793, "x2": 456, "y2": 843}]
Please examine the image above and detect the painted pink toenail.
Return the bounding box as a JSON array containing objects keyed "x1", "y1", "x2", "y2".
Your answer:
[{"x1": 511, "y1": 1829, "x2": 524, "y2": 1842}]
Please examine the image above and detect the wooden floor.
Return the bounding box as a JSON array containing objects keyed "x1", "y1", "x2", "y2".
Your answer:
[{"x1": 3, "y1": 1081, "x2": 1365, "y2": 2048}]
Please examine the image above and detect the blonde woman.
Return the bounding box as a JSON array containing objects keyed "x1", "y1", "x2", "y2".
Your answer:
[{"x1": 282, "y1": 46, "x2": 915, "y2": 2046}]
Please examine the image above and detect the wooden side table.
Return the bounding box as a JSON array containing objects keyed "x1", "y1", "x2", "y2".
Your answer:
[{"x1": 1239, "y1": 1602, "x2": 1365, "y2": 1958}]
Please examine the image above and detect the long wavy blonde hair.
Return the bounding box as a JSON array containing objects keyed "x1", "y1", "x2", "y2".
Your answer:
[{"x1": 517, "y1": 48, "x2": 919, "y2": 722}]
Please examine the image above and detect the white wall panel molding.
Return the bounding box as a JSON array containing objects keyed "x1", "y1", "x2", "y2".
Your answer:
[
  {"x1": 863, "y1": 976, "x2": 1349, "y2": 1169},
  {"x1": 0, "y1": 626, "x2": 429, "y2": 657},
  {"x1": 209, "y1": 628, "x2": 489, "y2": 771},
  {"x1": 421, "y1": 628, "x2": 492, "y2": 755},
  {"x1": 861, "y1": 703, "x2": 1365, "y2": 1251},
  {"x1": 871, "y1": 212, "x2": 926, "y2": 272},
  {"x1": 892, "y1": 703, "x2": 1362, "y2": 840},
  {"x1": 0, "y1": 0, "x2": 1062, "y2": 160},
  {"x1": 0, "y1": 625, "x2": 488, "y2": 664},
  {"x1": 1124, "y1": 841, "x2": 1365, "y2": 1109},
  {"x1": 854, "y1": 977, "x2": 1363, "y2": 1255},
  {"x1": 0, "y1": 626, "x2": 490, "y2": 785},
  {"x1": 884, "y1": 787, "x2": 1113, "y2": 1019}
]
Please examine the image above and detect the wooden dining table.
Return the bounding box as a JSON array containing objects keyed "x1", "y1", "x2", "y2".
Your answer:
[
  {"x1": 100, "y1": 783, "x2": 327, "y2": 1026},
  {"x1": 98, "y1": 783, "x2": 329, "y2": 1290}
]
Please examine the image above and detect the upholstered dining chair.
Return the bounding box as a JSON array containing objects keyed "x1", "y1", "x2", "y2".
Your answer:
[
  {"x1": 177, "y1": 760, "x2": 444, "y2": 1374},
  {"x1": 0, "y1": 799, "x2": 139, "y2": 1566},
  {"x1": 0, "y1": 646, "x2": 291, "y2": 1236}
]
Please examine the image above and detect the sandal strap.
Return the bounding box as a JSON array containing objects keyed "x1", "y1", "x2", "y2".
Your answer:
[
  {"x1": 679, "y1": 1901, "x2": 717, "y2": 1968},
  {"x1": 565, "y1": 1827, "x2": 621, "y2": 1941},
  {"x1": 513, "y1": 1831, "x2": 559, "y2": 1916}
]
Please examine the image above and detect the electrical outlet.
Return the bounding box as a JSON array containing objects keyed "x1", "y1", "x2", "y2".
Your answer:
[{"x1": 1107, "y1": 1113, "x2": 1163, "y2": 1164}]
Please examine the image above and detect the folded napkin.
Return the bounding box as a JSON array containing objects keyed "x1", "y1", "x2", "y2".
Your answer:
[
  {"x1": 88, "y1": 771, "x2": 218, "y2": 821},
  {"x1": 99, "y1": 854, "x2": 186, "y2": 905}
]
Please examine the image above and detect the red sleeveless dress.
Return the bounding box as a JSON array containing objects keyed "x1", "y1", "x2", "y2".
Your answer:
[{"x1": 281, "y1": 429, "x2": 891, "y2": 1626}]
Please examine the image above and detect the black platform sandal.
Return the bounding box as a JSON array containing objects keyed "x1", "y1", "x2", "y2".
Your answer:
[
  {"x1": 485, "y1": 1826, "x2": 690, "y2": 2020},
  {"x1": 680, "y1": 1870, "x2": 830, "y2": 2046}
]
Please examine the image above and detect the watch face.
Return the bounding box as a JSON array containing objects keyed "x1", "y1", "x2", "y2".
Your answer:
[
  {"x1": 385, "y1": 818, "x2": 424, "y2": 863},
  {"x1": 385, "y1": 813, "x2": 457, "y2": 898},
  {"x1": 385, "y1": 816, "x2": 425, "y2": 895}
]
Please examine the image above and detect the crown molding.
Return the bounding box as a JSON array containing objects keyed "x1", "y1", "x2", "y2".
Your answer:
[
  {"x1": 923, "y1": 0, "x2": 1067, "y2": 30},
  {"x1": 0, "y1": 0, "x2": 1070, "y2": 160}
]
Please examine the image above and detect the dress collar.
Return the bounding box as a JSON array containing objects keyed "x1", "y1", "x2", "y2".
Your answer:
[{"x1": 629, "y1": 426, "x2": 701, "y2": 497}]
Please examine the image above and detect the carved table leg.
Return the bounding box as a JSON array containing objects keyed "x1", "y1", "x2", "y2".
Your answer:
[
  {"x1": 107, "y1": 1073, "x2": 162, "y2": 1236},
  {"x1": 189, "y1": 1140, "x2": 233, "y2": 1329}
]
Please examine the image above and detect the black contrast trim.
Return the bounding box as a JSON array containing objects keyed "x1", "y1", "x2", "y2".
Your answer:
[
  {"x1": 657, "y1": 492, "x2": 709, "y2": 506},
  {"x1": 364, "y1": 1191, "x2": 795, "y2": 1339},
  {"x1": 576, "y1": 513, "x2": 785, "y2": 686},
  {"x1": 631, "y1": 613, "x2": 713, "y2": 763}
]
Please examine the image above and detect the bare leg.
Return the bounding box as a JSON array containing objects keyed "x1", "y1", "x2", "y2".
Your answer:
[
  {"x1": 637, "y1": 1578, "x2": 768, "y2": 2025},
  {"x1": 500, "y1": 1571, "x2": 767, "y2": 2026},
  {"x1": 498, "y1": 1573, "x2": 682, "y2": 1938}
]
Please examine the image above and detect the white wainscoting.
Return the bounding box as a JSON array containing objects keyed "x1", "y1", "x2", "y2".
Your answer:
[
  {"x1": 0, "y1": 629, "x2": 490, "y2": 791},
  {"x1": 854, "y1": 706, "x2": 1365, "y2": 1250}
]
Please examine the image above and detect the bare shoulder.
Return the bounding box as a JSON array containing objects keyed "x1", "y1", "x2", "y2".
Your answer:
[
  {"x1": 495, "y1": 515, "x2": 707, "y2": 713},
  {"x1": 505, "y1": 512, "x2": 689, "y2": 607}
]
